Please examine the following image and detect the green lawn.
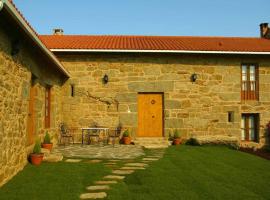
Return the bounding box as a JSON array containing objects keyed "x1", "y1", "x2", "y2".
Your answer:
[
  {"x1": 1, "y1": 146, "x2": 270, "y2": 200},
  {"x1": 0, "y1": 161, "x2": 109, "y2": 200},
  {"x1": 107, "y1": 146, "x2": 270, "y2": 200}
]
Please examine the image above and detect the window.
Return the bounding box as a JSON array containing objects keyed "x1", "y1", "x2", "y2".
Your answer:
[
  {"x1": 241, "y1": 114, "x2": 259, "y2": 142},
  {"x1": 71, "y1": 84, "x2": 75, "y2": 97},
  {"x1": 228, "y1": 111, "x2": 234, "y2": 122},
  {"x1": 241, "y1": 64, "x2": 259, "y2": 100},
  {"x1": 45, "y1": 86, "x2": 51, "y2": 128}
]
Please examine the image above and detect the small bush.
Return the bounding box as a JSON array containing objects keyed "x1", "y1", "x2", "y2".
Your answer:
[
  {"x1": 43, "y1": 131, "x2": 51, "y2": 144},
  {"x1": 33, "y1": 139, "x2": 41, "y2": 154},
  {"x1": 185, "y1": 136, "x2": 240, "y2": 149},
  {"x1": 122, "y1": 130, "x2": 129, "y2": 137},
  {"x1": 263, "y1": 146, "x2": 270, "y2": 153},
  {"x1": 185, "y1": 138, "x2": 200, "y2": 146}
]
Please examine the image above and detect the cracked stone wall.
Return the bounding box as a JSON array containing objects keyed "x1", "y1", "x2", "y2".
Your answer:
[{"x1": 57, "y1": 53, "x2": 270, "y2": 146}]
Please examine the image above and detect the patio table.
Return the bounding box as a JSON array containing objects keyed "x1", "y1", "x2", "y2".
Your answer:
[{"x1": 81, "y1": 127, "x2": 109, "y2": 145}]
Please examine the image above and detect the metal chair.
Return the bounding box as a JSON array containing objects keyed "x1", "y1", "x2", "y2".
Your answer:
[
  {"x1": 59, "y1": 123, "x2": 74, "y2": 145},
  {"x1": 86, "y1": 123, "x2": 100, "y2": 145},
  {"x1": 108, "y1": 125, "x2": 122, "y2": 146}
]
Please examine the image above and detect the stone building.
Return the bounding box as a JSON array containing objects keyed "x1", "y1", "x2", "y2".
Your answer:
[
  {"x1": 39, "y1": 31, "x2": 270, "y2": 147},
  {"x1": 1, "y1": 0, "x2": 270, "y2": 187},
  {"x1": 0, "y1": 0, "x2": 69, "y2": 186}
]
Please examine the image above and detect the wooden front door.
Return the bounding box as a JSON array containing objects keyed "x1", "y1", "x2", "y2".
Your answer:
[
  {"x1": 27, "y1": 84, "x2": 35, "y2": 145},
  {"x1": 137, "y1": 93, "x2": 163, "y2": 137}
]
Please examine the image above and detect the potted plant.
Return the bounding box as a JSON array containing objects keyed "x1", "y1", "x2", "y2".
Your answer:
[
  {"x1": 122, "y1": 130, "x2": 131, "y2": 145},
  {"x1": 30, "y1": 139, "x2": 44, "y2": 166},
  {"x1": 173, "y1": 129, "x2": 182, "y2": 145},
  {"x1": 42, "y1": 131, "x2": 53, "y2": 151}
]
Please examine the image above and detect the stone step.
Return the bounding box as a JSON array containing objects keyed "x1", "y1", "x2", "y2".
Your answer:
[
  {"x1": 134, "y1": 137, "x2": 170, "y2": 148},
  {"x1": 65, "y1": 159, "x2": 82, "y2": 163},
  {"x1": 86, "y1": 185, "x2": 110, "y2": 191},
  {"x1": 141, "y1": 144, "x2": 169, "y2": 149},
  {"x1": 134, "y1": 137, "x2": 169, "y2": 142},
  {"x1": 125, "y1": 163, "x2": 148, "y2": 167},
  {"x1": 103, "y1": 175, "x2": 125, "y2": 180},
  {"x1": 112, "y1": 170, "x2": 134, "y2": 175},
  {"x1": 80, "y1": 192, "x2": 107, "y2": 199},
  {"x1": 95, "y1": 180, "x2": 118, "y2": 185},
  {"x1": 43, "y1": 153, "x2": 63, "y2": 162},
  {"x1": 121, "y1": 166, "x2": 145, "y2": 170},
  {"x1": 142, "y1": 158, "x2": 159, "y2": 161}
]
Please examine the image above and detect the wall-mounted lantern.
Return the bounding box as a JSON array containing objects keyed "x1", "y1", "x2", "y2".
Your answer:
[
  {"x1": 102, "y1": 74, "x2": 109, "y2": 84},
  {"x1": 127, "y1": 105, "x2": 131, "y2": 113},
  {"x1": 190, "y1": 73, "x2": 198, "y2": 83},
  {"x1": 0, "y1": 1, "x2": 4, "y2": 11}
]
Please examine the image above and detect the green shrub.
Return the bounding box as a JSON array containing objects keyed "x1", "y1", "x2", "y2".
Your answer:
[
  {"x1": 173, "y1": 129, "x2": 181, "y2": 139},
  {"x1": 263, "y1": 146, "x2": 270, "y2": 153},
  {"x1": 43, "y1": 131, "x2": 51, "y2": 144},
  {"x1": 33, "y1": 139, "x2": 42, "y2": 154},
  {"x1": 185, "y1": 138, "x2": 200, "y2": 146},
  {"x1": 122, "y1": 130, "x2": 130, "y2": 137}
]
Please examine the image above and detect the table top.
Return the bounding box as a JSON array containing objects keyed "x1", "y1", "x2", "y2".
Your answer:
[{"x1": 81, "y1": 127, "x2": 109, "y2": 130}]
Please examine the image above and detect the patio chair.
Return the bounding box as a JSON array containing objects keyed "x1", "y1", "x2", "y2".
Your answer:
[
  {"x1": 108, "y1": 124, "x2": 122, "y2": 146},
  {"x1": 85, "y1": 122, "x2": 100, "y2": 145},
  {"x1": 59, "y1": 123, "x2": 74, "y2": 145}
]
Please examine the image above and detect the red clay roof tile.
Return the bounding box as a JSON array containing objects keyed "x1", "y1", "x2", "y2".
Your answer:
[{"x1": 39, "y1": 35, "x2": 270, "y2": 52}]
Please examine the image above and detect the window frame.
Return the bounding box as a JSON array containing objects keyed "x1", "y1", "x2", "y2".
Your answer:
[
  {"x1": 241, "y1": 63, "x2": 259, "y2": 101},
  {"x1": 241, "y1": 113, "x2": 259, "y2": 142},
  {"x1": 45, "y1": 86, "x2": 51, "y2": 128}
]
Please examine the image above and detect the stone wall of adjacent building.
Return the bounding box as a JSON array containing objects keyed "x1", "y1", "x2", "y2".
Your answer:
[
  {"x1": 0, "y1": 25, "x2": 63, "y2": 187},
  {"x1": 57, "y1": 53, "x2": 270, "y2": 146}
]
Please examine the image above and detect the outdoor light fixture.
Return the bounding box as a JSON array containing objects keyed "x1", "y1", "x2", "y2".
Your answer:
[
  {"x1": 11, "y1": 40, "x2": 21, "y2": 56},
  {"x1": 102, "y1": 74, "x2": 109, "y2": 84},
  {"x1": 0, "y1": 0, "x2": 4, "y2": 11},
  {"x1": 190, "y1": 73, "x2": 198, "y2": 83},
  {"x1": 127, "y1": 106, "x2": 131, "y2": 113}
]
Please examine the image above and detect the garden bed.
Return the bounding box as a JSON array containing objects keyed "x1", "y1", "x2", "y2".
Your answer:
[{"x1": 240, "y1": 147, "x2": 270, "y2": 160}]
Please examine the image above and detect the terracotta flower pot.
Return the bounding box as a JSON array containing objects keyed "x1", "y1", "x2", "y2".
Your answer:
[
  {"x1": 173, "y1": 138, "x2": 182, "y2": 145},
  {"x1": 30, "y1": 153, "x2": 44, "y2": 166},
  {"x1": 123, "y1": 137, "x2": 131, "y2": 145},
  {"x1": 42, "y1": 143, "x2": 53, "y2": 151}
]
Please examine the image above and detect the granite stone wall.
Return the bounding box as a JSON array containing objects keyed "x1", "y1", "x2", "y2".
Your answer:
[
  {"x1": 0, "y1": 25, "x2": 63, "y2": 187},
  {"x1": 57, "y1": 53, "x2": 270, "y2": 146}
]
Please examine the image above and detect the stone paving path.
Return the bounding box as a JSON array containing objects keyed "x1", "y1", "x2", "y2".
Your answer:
[
  {"x1": 78, "y1": 148, "x2": 166, "y2": 199},
  {"x1": 53, "y1": 144, "x2": 144, "y2": 159}
]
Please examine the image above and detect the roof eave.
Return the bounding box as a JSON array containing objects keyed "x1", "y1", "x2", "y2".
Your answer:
[
  {"x1": 1, "y1": 0, "x2": 70, "y2": 78},
  {"x1": 50, "y1": 49, "x2": 270, "y2": 55}
]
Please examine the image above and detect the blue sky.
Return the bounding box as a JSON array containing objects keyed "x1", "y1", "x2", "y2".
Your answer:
[{"x1": 13, "y1": 0, "x2": 270, "y2": 37}]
